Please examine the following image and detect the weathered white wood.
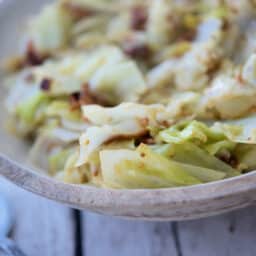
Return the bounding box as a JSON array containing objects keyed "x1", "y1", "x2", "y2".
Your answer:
[
  {"x1": 82, "y1": 212, "x2": 178, "y2": 256},
  {"x1": 0, "y1": 178, "x2": 75, "y2": 256},
  {"x1": 179, "y1": 206, "x2": 256, "y2": 256}
]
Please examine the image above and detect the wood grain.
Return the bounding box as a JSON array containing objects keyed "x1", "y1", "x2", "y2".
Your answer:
[
  {"x1": 0, "y1": 178, "x2": 75, "y2": 256},
  {"x1": 82, "y1": 213, "x2": 178, "y2": 256},
  {"x1": 178, "y1": 206, "x2": 256, "y2": 256}
]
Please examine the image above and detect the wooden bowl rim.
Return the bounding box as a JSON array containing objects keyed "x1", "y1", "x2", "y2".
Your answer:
[{"x1": 2, "y1": 153, "x2": 256, "y2": 210}]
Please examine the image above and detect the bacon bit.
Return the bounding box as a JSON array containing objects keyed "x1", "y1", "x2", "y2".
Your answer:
[
  {"x1": 140, "y1": 152, "x2": 146, "y2": 158},
  {"x1": 218, "y1": 153, "x2": 238, "y2": 168},
  {"x1": 221, "y1": 19, "x2": 230, "y2": 31},
  {"x1": 40, "y1": 78, "x2": 52, "y2": 91},
  {"x1": 218, "y1": 152, "x2": 230, "y2": 163},
  {"x1": 69, "y1": 83, "x2": 106, "y2": 110},
  {"x1": 26, "y1": 41, "x2": 46, "y2": 66},
  {"x1": 131, "y1": 5, "x2": 148, "y2": 31},
  {"x1": 93, "y1": 169, "x2": 100, "y2": 177},
  {"x1": 124, "y1": 43, "x2": 151, "y2": 60},
  {"x1": 71, "y1": 92, "x2": 81, "y2": 101},
  {"x1": 105, "y1": 131, "x2": 148, "y2": 145},
  {"x1": 90, "y1": 165, "x2": 100, "y2": 177},
  {"x1": 69, "y1": 92, "x2": 81, "y2": 110},
  {"x1": 62, "y1": 2, "x2": 95, "y2": 20},
  {"x1": 250, "y1": 106, "x2": 256, "y2": 113},
  {"x1": 80, "y1": 84, "x2": 97, "y2": 105},
  {"x1": 141, "y1": 137, "x2": 155, "y2": 145},
  {"x1": 144, "y1": 137, "x2": 154, "y2": 144},
  {"x1": 138, "y1": 118, "x2": 149, "y2": 127},
  {"x1": 135, "y1": 133, "x2": 155, "y2": 146},
  {"x1": 236, "y1": 68, "x2": 245, "y2": 85},
  {"x1": 82, "y1": 116, "x2": 90, "y2": 123},
  {"x1": 178, "y1": 30, "x2": 196, "y2": 42},
  {"x1": 160, "y1": 120, "x2": 171, "y2": 128}
]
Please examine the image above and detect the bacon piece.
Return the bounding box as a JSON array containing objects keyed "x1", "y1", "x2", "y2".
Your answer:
[
  {"x1": 62, "y1": 2, "x2": 95, "y2": 20},
  {"x1": 26, "y1": 41, "x2": 46, "y2": 66},
  {"x1": 40, "y1": 78, "x2": 52, "y2": 91},
  {"x1": 69, "y1": 84, "x2": 106, "y2": 110},
  {"x1": 131, "y1": 5, "x2": 148, "y2": 31},
  {"x1": 124, "y1": 43, "x2": 151, "y2": 60}
]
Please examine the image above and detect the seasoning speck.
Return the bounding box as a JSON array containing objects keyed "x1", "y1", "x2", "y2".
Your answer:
[
  {"x1": 40, "y1": 78, "x2": 52, "y2": 91},
  {"x1": 140, "y1": 152, "x2": 146, "y2": 158}
]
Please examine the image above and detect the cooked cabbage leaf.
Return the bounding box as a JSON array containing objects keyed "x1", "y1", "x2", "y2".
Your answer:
[{"x1": 100, "y1": 145, "x2": 201, "y2": 189}]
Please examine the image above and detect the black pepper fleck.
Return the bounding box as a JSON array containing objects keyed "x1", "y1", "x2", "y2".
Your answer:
[{"x1": 40, "y1": 78, "x2": 52, "y2": 91}]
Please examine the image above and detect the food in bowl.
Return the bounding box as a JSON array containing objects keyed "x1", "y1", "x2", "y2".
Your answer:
[{"x1": 4, "y1": 0, "x2": 256, "y2": 189}]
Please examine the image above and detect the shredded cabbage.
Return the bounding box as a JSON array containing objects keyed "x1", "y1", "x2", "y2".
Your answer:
[{"x1": 5, "y1": 0, "x2": 256, "y2": 189}]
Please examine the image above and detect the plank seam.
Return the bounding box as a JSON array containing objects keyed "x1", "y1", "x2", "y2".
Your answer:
[
  {"x1": 73, "y1": 210, "x2": 83, "y2": 256},
  {"x1": 171, "y1": 222, "x2": 183, "y2": 256}
]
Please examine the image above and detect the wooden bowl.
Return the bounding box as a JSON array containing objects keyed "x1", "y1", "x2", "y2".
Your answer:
[{"x1": 1, "y1": 0, "x2": 256, "y2": 221}]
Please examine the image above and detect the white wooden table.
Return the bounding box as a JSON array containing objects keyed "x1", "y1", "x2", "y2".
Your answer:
[{"x1": 1, "y1": 177, "x2": 256, "y2": 256}]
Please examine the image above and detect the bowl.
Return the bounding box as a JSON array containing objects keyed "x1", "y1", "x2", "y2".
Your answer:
[{"x1": 1, "y1": 0, "x2": 256, "y2": 221}]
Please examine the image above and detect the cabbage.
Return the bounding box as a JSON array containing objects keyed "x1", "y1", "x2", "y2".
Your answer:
[
  {"x1": 72, "y1": 15, "x2": 110, "y2": 36},
  {"x1": 33, "y1": 46, "x2": 125, "y2": 96},
  {"x1": 77, "y1": 103, "x2": 172, "y2": 166},
  {"x1": 61, "y1": 0, "x2": 120, "y2": 13},
  {"x1": 166, "y1": 92, "x2": 200, "y2": 119},
  {"x1": 146, "y1": 60, "x2": 177, "y2": 89},
  {"x1": 62, "y1": 151, "x2": 90, "y2": 184},
  {"x1": 49, "y1": 147, "x2": 74, "y2": 174},
  {"x1": 152, "y1": 142, "x2": 239, "y2": 177},
  {"x1": 107, "y1": 12, "x2": 130, "y2": 42},
  {"x1": 174, "y1": 41, "x2": 221, "y2": 91},
  {"x1": 204, "y1": 140, "x2": 236, "y2": 156},
  {"x1": 24, "y1": 3, "x2": 73, "y2": 53},
  {"x1": 75, "y1": 46, "x2": 124, "y2": 81},
  {"x1": 195, "y1": 17, "x2": 223, "y2": 43},
  {"x1": 206, "y1": 7, "x2": 229, "y2": 19},
  {"x1": 241, "y1": 54, "x2": 256, "y2": 86},
  {"x1": 29, "y1": 132, "x2": 71, "y2": 170},
  {"x1": 74, "y1": 32, "x2": 107, "y2": 49},
  {"x1": 5, "y1": 72, "x2": 40, "y2": 113},
  {"x1": 199, "y1": 73, "x2": 256, "y2": 119},
  {"x1": 213, "y1": 115, "x2": 256, "y2": 144},
  {"x1": 16, "y1": 92, "x2": 49, "y2": 124},
  {"x1": 176, "y1": 163, "x2": 226, "y2": 182},
  {"x1": 76, "y1": 119, "x2": 147, "y2": 166},
  {"x1": 46, "y1": 101, "x2": 81, "y2": 121},
  {"x1": 157, "y1": 121, "x2": 240, "y2": 177},
  {"x1": 48, "y1": 128, "x2": 80, "y2": 143},
  {"x1": 147, "y1": 0, "x2": 174, "y2": 49},
  {"x1": 158, "y1": 121, "x2": 226, "y2": 145},
  {"x1": 89, "y1": 61, "x2": 146, "y2": 105},
  {"x1": 100, "y1": 145, "x2": 201, "y2": 189},
  {"x1": 156, "y1": 42, "x2": 191, "y2": 62},
  {"x1": 82, "y1": 103, "x2": 167, "y2": 126},
  {"x1": 235, "y1": 144, "x2": 256, "y2": 171}
]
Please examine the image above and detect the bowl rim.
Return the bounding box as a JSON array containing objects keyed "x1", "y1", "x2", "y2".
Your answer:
[{"x1": 2, "y1": 153, "x2": 256, "y2": 210}]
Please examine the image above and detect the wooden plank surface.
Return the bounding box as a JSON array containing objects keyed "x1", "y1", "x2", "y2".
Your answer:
[
  {"x1": 178, "y1": 206, "x2": 256, "y2": 256},
  {"x1": 82, "y1": 213, "x2": 178, "y2": 256},
  {"x1": 82, "y1": 207, "x2": 256, "y2": 256},
  {"x1": 2, "y1": 175, "x2": 256, "y2": 256},
  {"x1": 0, "y1": 178, "x2": 75, "y2": 256}
]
